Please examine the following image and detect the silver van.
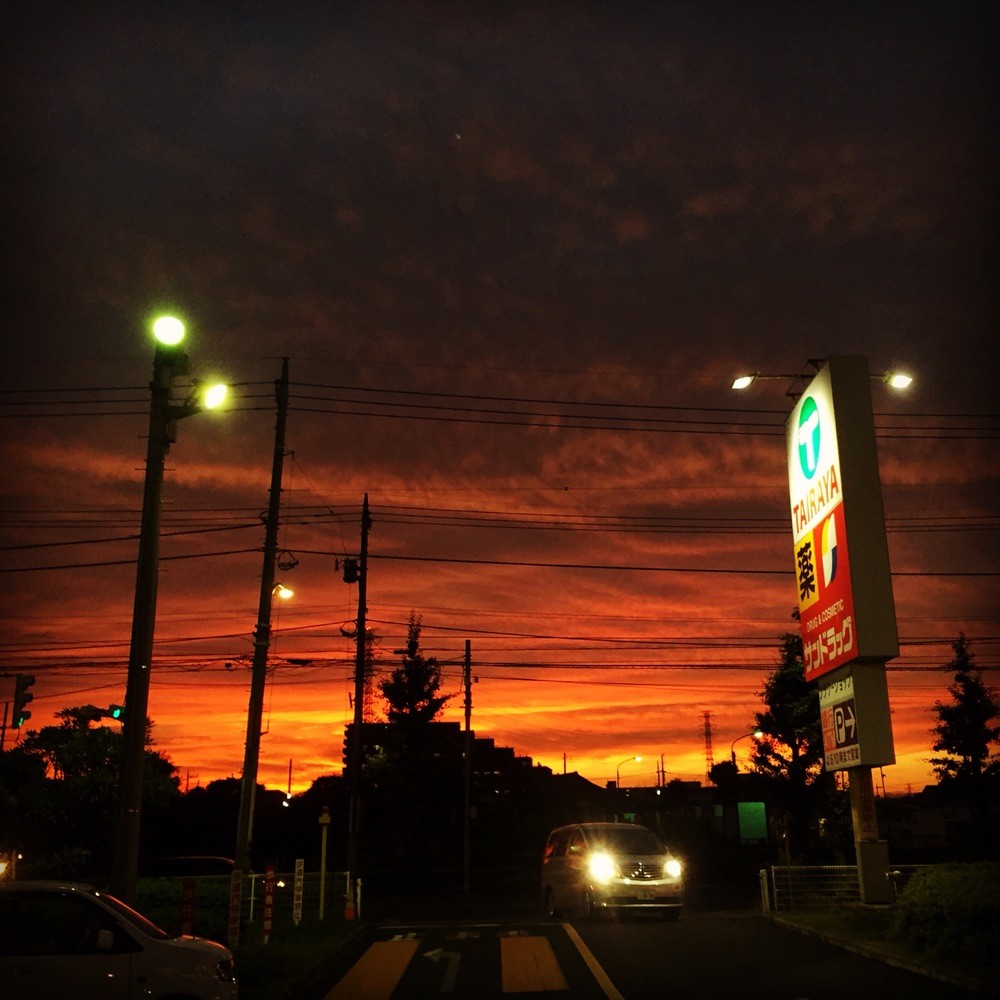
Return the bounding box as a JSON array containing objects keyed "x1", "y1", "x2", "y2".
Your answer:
[
  {"x1": 0, "y1": 881, "x2": 238, "y2": 999},
  {"x1": 541, "y1": 822, "x2": 683, "y2": 919}
]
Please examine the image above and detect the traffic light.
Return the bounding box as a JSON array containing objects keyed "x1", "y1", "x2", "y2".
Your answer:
[
  {"x1": 342, "y1": 558, "x2": 359, "y2": 583},
  {"x1": 12, "y1": 674, "x2": 35, "y2": 728},
  {"x1": 108, "y1": 704, "x2": 124, "y2": 720}
]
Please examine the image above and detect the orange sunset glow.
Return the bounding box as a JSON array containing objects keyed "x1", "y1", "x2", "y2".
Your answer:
[{"x1": 3, "y1": 6, "x2": 996, "y2": 805}]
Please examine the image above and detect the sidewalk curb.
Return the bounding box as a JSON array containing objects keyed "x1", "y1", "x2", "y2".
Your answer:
[{"x1": 769, "y1": 914, "x2": 995, "y2": 994}]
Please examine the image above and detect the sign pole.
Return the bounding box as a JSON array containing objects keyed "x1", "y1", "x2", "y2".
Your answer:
[
  {"x1": 785, "y1": 356, "x2": 897, "y2": 904},
  {"x1": 849, "y1": 767, "x2": 891, "y2": 903}
]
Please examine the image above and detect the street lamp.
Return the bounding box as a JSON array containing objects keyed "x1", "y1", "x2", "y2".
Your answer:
[
  {"x1": 730, "y1": 729, "x2": 764, "y2": 768},
  {"x1": 731, "y1": 363, "x2": 913, "y2": 396},
  {"x1": 616, "y1": 755, "x2": 642, "y2": 788},
  {"x1": 111, "y1": 315, "x2": 227, "y2": 902}
]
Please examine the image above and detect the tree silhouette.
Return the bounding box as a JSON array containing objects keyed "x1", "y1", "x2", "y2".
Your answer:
[
  {"x1": 379, "y1": 612, "x2": 451, "y2": 723},
  {"x1": 931, "y1": 634, "x2": 1000, "y2": 786},
  {"x1": 751, "y1": 632, "x2": 828, "y2": 859},
  {"x1": 364, "y1": 613, "x2": 459, "y2": 884},
  {"x1": 3, "y1": 706, "x2": 179, "y2": 878}
]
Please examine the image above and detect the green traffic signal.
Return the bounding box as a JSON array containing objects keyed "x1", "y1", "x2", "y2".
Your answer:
[
  {"x1": 109, "y1": 704, "x2": 124, "y2": 720},
  {"x1": 12, "y1": 674, "x2": 36, "y2": 728}
]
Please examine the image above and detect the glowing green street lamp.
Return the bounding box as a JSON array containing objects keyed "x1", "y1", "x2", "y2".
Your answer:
[{"x1": 152, "y1": 315, "x2": 185, "y2": 346}]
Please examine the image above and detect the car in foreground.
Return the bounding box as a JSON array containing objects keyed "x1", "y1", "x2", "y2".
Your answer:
[
  {"x1": 0, "y1": 880, "x2": 238, "y2": 999},
  {"x1": 541, "y1": 821, "x2": 684, "y2": 919}
]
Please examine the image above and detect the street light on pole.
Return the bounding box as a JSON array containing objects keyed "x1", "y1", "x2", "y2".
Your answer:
[
  {"x1": 111, "y1": 315, "x2": 227, "y2": 903},
  {"x1": 616, "y1": 755, "x2": 642, "y2": 788},
  {"x1": 730, "y1": 729, "x2": 764, "y2": 768},
  {"x1": 731, "y1": 363, "x2": 913, "y2": 398}
]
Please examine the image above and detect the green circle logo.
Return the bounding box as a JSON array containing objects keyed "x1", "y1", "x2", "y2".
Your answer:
[{"x1": 797, "y1": 396, "x2": 821, "y2": 480}]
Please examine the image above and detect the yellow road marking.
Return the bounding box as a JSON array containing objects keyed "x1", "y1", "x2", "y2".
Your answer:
[
  {"x1": 562, "y1": 922, "x2": 625, "y2": 1000},
  {"x1": 501, "y1": 934, "x2": 569, "y2": 992},
  {"x1": 324, "y1": 939, "x2": 419, "y2": 1000}
]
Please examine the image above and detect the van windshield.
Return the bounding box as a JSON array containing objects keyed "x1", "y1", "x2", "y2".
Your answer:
[
  {"x1": 594, "y1": 828, "x2": 664, "y2": 855},
  {"x1": 95, "y1": 890, "x2": 172, "y2": 940}
]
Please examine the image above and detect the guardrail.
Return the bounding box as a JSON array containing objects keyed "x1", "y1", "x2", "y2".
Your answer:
[{"x1": 760, "y1": 864, "x2": 925, "y2": 912}]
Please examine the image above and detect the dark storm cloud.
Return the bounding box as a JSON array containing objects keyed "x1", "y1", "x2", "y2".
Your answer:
[
  {"x1": 5, "y1": 3, "x2": 995, "y2": 387},
  {"x1": 2, "y1": 3, "x2": 996, "y2": 791}
]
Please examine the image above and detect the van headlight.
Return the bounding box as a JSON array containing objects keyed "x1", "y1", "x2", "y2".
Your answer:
[
  {"x1": 587, "y1": 852, "x2": 619, "y2": 884},
  {"x1": 665, "y1": 858, "x2": 682, "y2": 879}
]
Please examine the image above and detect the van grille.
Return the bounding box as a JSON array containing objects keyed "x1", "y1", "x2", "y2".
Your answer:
[{"x1": 624, "y1": 861, "x2": 662, "y2": 880}]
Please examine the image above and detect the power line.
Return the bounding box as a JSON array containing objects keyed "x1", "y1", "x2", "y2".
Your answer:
[{"x1": 3, "y1": 379, "x2": 997, "y2": 438}]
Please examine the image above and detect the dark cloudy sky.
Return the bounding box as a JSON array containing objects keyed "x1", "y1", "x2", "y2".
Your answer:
[{"x1": 2, "y1": 3, "x2": 996, "y2": 793}]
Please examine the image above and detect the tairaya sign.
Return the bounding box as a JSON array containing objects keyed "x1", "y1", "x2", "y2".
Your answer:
[{"x1": 786, "y1": 357, "x2": 899, "y2": 682}]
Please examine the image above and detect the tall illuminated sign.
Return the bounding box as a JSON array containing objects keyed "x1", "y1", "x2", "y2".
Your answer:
[{"x1": 786, "y1": 356, "x2": 899, "y2": 683}]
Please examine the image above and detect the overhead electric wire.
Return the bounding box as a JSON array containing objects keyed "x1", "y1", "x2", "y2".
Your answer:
[
  {"x1": 0, "y1": 547, "x2": 260, "y2": 573},
  {"x1": 2, "y1": 379, "x2": 997, "y2": 437}
]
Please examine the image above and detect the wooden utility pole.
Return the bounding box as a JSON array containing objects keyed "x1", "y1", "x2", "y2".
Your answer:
[
  {"x1": 234, "y1": 357, "x2": 290, "y2": 875},
  {"x1": 346, "y1": 495, "x2": 372, "y2": 889},
  {"x1": 463, "y1": 639, "x2": 472, "y2": 895},
  {"x1": 112, "y1": 335, "x2": 189, "y2": 902}
]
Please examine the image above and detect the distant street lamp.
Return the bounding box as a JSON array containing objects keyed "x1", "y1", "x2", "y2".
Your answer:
[
  {"x1": 730, "y1": 729, "x2": 764, "y2": 768},
  {"x1": 616, "y1": 755, "x2": 642, "y2": 788},
  {"x1": 111, "y1": 315, "x2": 226, "y2": 903}
]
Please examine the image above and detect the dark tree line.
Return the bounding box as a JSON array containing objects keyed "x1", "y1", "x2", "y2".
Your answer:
[
  {"x1": 1, "y1": 707, "x2": 179, "y2": 878},
  {"x1": 714, "y1": 629, "x2": 999, "y2": 862}
]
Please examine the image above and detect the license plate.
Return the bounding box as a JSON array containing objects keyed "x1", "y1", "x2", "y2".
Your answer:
[{"x1": 637, "y1": 887, "x2": 655, "y2": 901}]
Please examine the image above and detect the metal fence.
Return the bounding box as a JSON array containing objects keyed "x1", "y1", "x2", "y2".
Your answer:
[
  {"x1": 138, "y1": 869, "x2": 354, "y2": 937},
  {"x1": 240, "y1": 870, "x2": 352, "y2": 924},
  {"x1": 761, "y1": 864, "x2": 926, "y2": 912}
]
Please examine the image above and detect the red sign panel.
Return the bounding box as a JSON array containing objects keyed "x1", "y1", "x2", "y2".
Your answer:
[
  {"x1": 794, "y1": 502, "x2": 857, "y2": 680},
  {"x1": 180, "y1": 878, "x2": 195, "y2": 936},
  {"x1": 263, "y1": 865, "x2": 276, "y2": 943}
]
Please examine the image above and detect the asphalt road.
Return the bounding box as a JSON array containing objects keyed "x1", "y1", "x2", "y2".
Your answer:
[{"x1": 305, "y1": 900, "x2": 988, "y2": 999}]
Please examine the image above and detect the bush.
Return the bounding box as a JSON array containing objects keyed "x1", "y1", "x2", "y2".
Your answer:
[{"x1": 893, "y1": 862, "x2": 1000, "y2": 962}]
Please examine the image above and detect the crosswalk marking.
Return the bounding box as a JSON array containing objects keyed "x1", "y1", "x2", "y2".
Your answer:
[
  {"x1": 500, "y1": 935, "x2": 569, "y2": 993},
  {"x1": 324, "y1": 939, "x2": 419, "y2": 1000}
]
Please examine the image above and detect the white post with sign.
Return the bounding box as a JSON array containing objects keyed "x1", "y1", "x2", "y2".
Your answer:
[{"x1": 786, "y1": 356, "x2": 897, "y2": 903}]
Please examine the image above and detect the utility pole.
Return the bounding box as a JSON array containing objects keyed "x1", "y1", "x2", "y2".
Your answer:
[
  {"x1": 346, "y1": 495, "x2": 371, "y2": 888},
  {"x1": 234, "y1": 358, "x2": 290, "y2": 876},
  {"x1": 111, "y1": 332, "x2": 188, "y2": 902},
  {"x1": 110, "y1": 316, "x2": 226, "y2": 903},
  {"x1": 463, "y1": 639, "x2": 472, "y2": 895}
]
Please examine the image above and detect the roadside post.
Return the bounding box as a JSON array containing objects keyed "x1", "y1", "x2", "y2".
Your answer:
[
  {"x1": 293, "y1": 859, "x2": 304, "y2": 927},
  {"x1": 262, "y1": 865, "x2": 276, "y2": 944},
  {"x1": 180, "y1": 878, "x2": 195, "y2": 935},
  {"x1": 318, "y1": 806, "x2": 331, "y2": 919},
  {"x1": 227, "y1": 869, "x2": 243, "y2": 949}
]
